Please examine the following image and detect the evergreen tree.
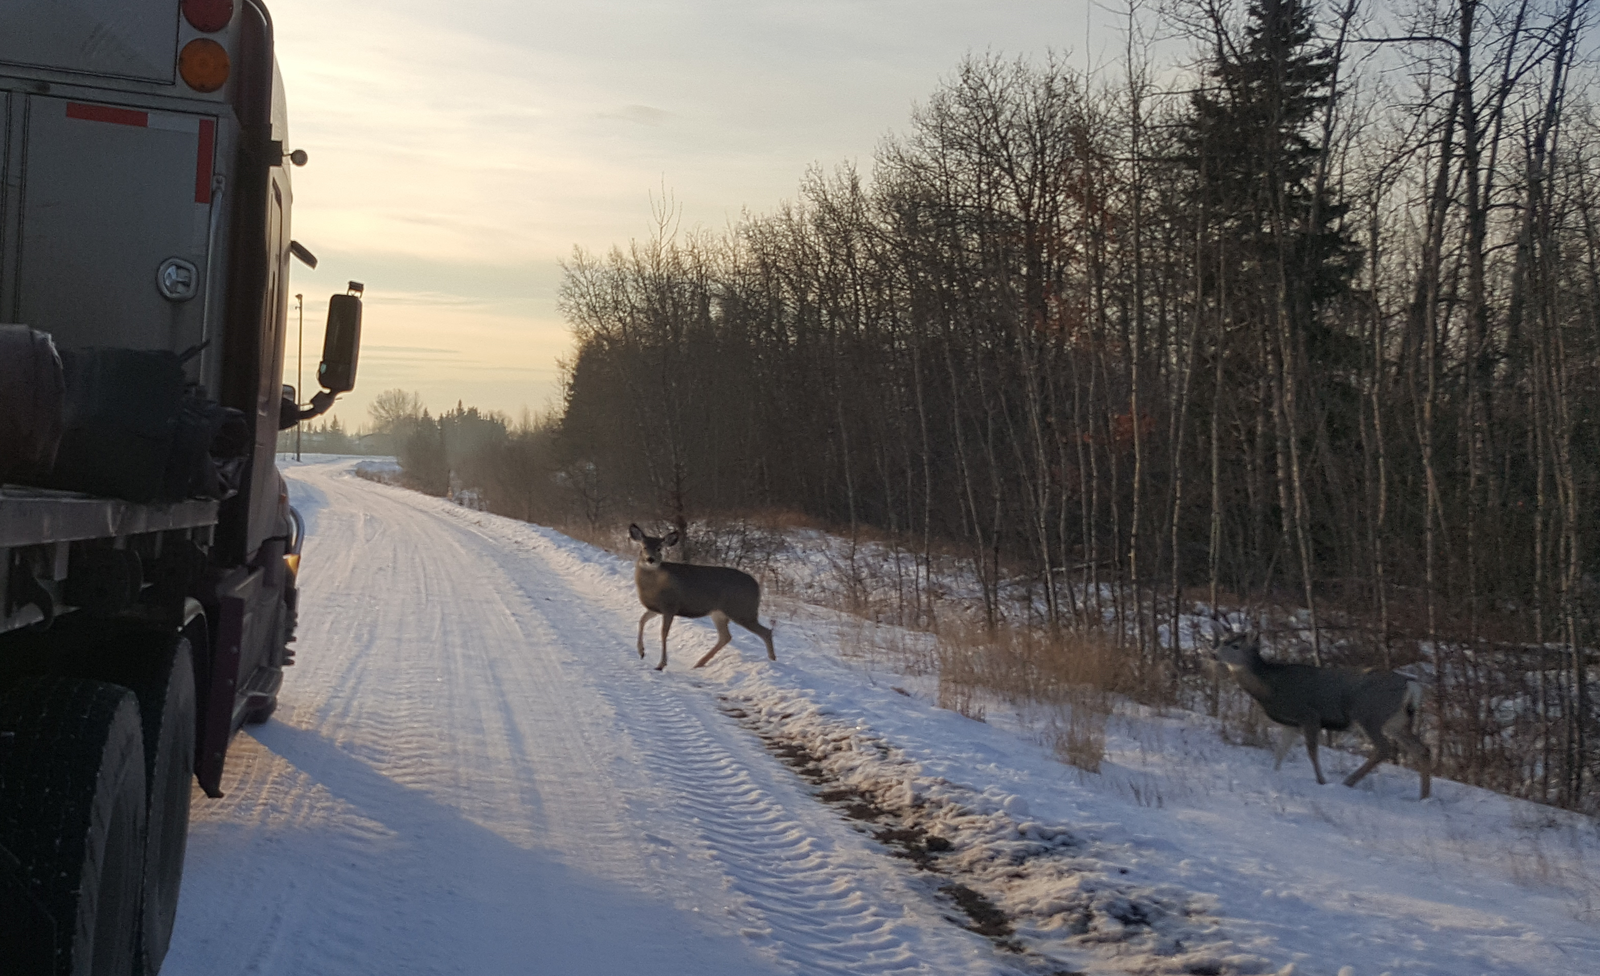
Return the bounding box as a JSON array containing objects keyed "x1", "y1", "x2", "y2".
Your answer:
[
  {"x1": 1179, "y1": 0, "x2": 1364, "y2": 635},
  {"x1": 401, "y1": 410, "x2": 450, "y2": 496},
  {"x1": 1182, "y1": 0, "x2": 1358, "y2": 346}
]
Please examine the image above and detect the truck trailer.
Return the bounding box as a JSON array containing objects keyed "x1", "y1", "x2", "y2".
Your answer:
[{"x1": 0, "y1": 2, "x2": 360, "y2": 972}]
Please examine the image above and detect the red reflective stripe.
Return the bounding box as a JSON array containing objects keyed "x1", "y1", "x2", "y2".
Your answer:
[
  {"x1": 66, "y1": 102, "x2": 148, "y2": 127},
  {"x1": 195, "y1": 118, "x2": 216, "y2": 203}
]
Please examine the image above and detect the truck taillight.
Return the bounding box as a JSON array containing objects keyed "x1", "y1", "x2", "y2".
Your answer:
[
  {"x1": 179, "y1": 39, "x2": 231, "y2": 92},
  {"x1": 183, "y1": 0, "x2": 235, "y2": 33}
]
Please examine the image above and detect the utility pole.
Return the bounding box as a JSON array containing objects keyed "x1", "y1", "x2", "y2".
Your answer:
[{"x1": 295, "y1": 292, "x2": 304, "y2": 461}]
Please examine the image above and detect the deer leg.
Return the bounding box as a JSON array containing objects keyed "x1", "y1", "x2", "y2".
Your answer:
[
  {"x1": 1272, "y1": 725, "x2": 1298, "y2": 770},
  {"x1": 1302, "y1": 722, "x2": 1328, "y2": 785},
  {"x1": 694, "y1": 612, "x2": 733, "y2": 669},
  {"x1": 656, "y1": 614, "x2": 673, "y2": 671},
  {"x1": 1341, "y1": 751, "x2": 1386, "y2": 788},
  {"x1": 1343, "y1": 720, "x2": 1396, "y2": 788},
  {"x1": 1393, "y1": 730, "x2": 1432, "y2": 800},
  {"x1": 637, "y1": 610, "x2": 659, "y2": 657},
  {"x1": 1384, "y1": 710, "x2": 1433, "y2": 800},
  {"x1": 737, "y1": 615, "x2": 776, "y2": 661}
]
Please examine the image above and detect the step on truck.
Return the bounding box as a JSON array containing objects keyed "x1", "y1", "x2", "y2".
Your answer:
[{"x1": 0, "y1": 2, "x2": 361, "y2": 972}]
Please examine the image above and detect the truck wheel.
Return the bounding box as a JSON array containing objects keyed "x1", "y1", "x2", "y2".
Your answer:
[
  {"x1": 122, "y1": 637, "x2": 196, "y2": 975},
  {"x1": 63, "y1": 631, "x2": 197, "y2": 974},
  {"x1": 0, "y1": 676, "x2": 147, "y2": 976}
]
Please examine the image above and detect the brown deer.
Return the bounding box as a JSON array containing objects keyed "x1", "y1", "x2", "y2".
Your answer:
[
  {"x1": 629, "y1": 524, "x2": 775, "y2": 671},
  {"x1": 1213, "y1": 631, "x2": 1432, "y2": 799}
]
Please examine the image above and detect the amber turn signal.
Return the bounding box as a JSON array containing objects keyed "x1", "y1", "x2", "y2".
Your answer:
[{"x1": 179, "y1": 38, "x2": 230, "y2": 92}]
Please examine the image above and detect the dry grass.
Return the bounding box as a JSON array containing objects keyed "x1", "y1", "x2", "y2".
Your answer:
[
  {"x1": 932, "y1": 620, "x2": 1126, "y2": 699},
  {"x1": 836, "y1": 615, "x2": 939, "y2": 677},
  {"x1": 926, "y1": 621, "x2": 1133, "y2": 770},
  {"x1": 1501, "y1": 808, "x2": 1600, "y2": 921},
  {"x1": 1051, "y1": 689, "x2": 1110, "y2": 773},
  {"x1": 559, "y1": 520, "x2": 626, "y2": 555},
  {"x1": 936, "y1": 669, "x2": 988, "y2": 723}
]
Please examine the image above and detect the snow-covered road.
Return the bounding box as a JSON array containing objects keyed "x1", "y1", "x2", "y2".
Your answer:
[
  {"x1": 160, "y1": 458, "x2": 1600, "y2": 976},
  {"x1": 161, "y1": 458, "x2": 995, "y2": 976}
]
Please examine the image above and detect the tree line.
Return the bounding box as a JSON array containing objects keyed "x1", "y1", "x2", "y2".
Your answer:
[{"x1": 392, "y1": 0, "x2": 1600, "y2": 811}]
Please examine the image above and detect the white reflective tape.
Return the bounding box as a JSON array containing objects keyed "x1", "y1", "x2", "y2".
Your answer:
[{"x1": 193, "y1": 205, "x2": 210, "y2": 249}]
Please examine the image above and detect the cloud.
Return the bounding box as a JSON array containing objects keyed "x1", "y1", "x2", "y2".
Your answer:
[
  {"x1": 272, "y1": 0, "x2": 1104, "y2": 420},
  {"x1": 600, "y1": 104, "x2": 672, "y2": 127}
]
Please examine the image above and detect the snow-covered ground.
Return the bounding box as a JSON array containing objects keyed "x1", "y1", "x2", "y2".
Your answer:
[{"x1": 162, "y1": 457, "x2": 1600, "y2": 976}]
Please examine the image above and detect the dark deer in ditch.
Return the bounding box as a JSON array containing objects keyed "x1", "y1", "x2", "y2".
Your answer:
[
  {"x1": 629, "y1": 524, "x2": 775, "y2": 671},
  {"x1": 1213, "y1": 631, "x2": 1431, "y2": 799}
]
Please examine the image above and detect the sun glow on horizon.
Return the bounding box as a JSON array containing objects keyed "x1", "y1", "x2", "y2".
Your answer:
[{"x1": 273, "y1": 0, "x2": 1103, "y2": 425}]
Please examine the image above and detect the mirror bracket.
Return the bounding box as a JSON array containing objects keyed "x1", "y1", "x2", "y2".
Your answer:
[{"x1": 289, "y1": 240, "x2": 317, "y2": 268}]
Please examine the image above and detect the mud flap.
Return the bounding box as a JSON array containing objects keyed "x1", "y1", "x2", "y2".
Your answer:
[{"x1": 195, "y1": 569, "x2": 257, "y2": 797}]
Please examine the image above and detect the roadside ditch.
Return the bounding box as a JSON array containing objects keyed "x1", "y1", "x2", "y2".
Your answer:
[{"x1": 719, "y1": 694, "x2": 1275, "y2": 976}]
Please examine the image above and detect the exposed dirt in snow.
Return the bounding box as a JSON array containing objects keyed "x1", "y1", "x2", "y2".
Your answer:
[{"x1": 723, "y1": 694, "x2": 1275, "y2": 976}]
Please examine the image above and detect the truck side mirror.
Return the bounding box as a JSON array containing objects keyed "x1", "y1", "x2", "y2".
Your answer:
[{"x1": 317, "y1": 293, "x2": 362, "y2": 393}]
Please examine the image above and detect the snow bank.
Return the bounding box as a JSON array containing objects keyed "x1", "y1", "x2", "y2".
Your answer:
[{"x1": 421, "y1": 487, "x2": 1600, "y2": 976}]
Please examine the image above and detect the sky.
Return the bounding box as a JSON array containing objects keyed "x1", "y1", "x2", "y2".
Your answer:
[{"x1": 273, "y1": 0, "x2": 1110, "y2": 431}]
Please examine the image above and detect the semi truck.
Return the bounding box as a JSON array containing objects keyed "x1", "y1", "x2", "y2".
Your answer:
[{"x1": 0, "y1": 2, "x2": 360, "y2": 972}]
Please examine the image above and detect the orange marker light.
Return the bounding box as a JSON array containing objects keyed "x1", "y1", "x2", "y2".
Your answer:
[
  {"x1": 182, "y1": 0, "x2": 234, "y2": 32},
  {"x1": 179, "y1": 39, "x2": 230, "y2": 93}
]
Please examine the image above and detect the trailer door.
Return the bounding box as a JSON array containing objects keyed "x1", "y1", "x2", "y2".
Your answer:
[{"x1": 13, "y1": 95, "x2": 216, "y2": 356}]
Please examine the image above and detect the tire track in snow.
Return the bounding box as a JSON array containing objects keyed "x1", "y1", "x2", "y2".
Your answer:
[
  {"x1": 600, "y1": 681, "x2": 919, "y2": 972},
  {"x1": 449, "y1": 508, "x2": 1003, "y2": 976},
  {"x1": 174, "y1": 460, "x2": 1003, "y2": 976},
  {"x1": 173, "y1": 464, "x2": 785, "y2": 975},
  {"x1": 341, "y1": 466, "x2": 945, "y2": 971}
]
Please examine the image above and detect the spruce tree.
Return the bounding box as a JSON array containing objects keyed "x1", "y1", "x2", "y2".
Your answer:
[{"x1": 1182, "y1": 0, "x2": 1359, "y2": 353}]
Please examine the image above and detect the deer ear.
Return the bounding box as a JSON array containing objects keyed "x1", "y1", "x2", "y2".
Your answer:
[
  {"x1": 664, "y1": 530, "x2": 679, "y2": 547},
  {"x1": 629, "y1": 524, "x2": 643, "y2": 541}
]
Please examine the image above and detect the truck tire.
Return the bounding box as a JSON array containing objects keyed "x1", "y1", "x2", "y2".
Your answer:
[
  {"x1": 116, "y1": 636, "x2": 196, "y2": 975},
  {"x1": 0, "y1": 676, "x2": 147, "y2": 976},
  {"x1": 49, "y1": 630, "x2": 196, "y2": 973}
]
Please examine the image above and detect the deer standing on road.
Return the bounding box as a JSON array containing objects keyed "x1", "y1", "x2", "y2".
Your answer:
[
  {"x1": 629, "y1": 524, "x2": 776, "y2": 671},
  {"x1": 1213, "y1": 631, "x2": 1432, "y2": 799}
]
